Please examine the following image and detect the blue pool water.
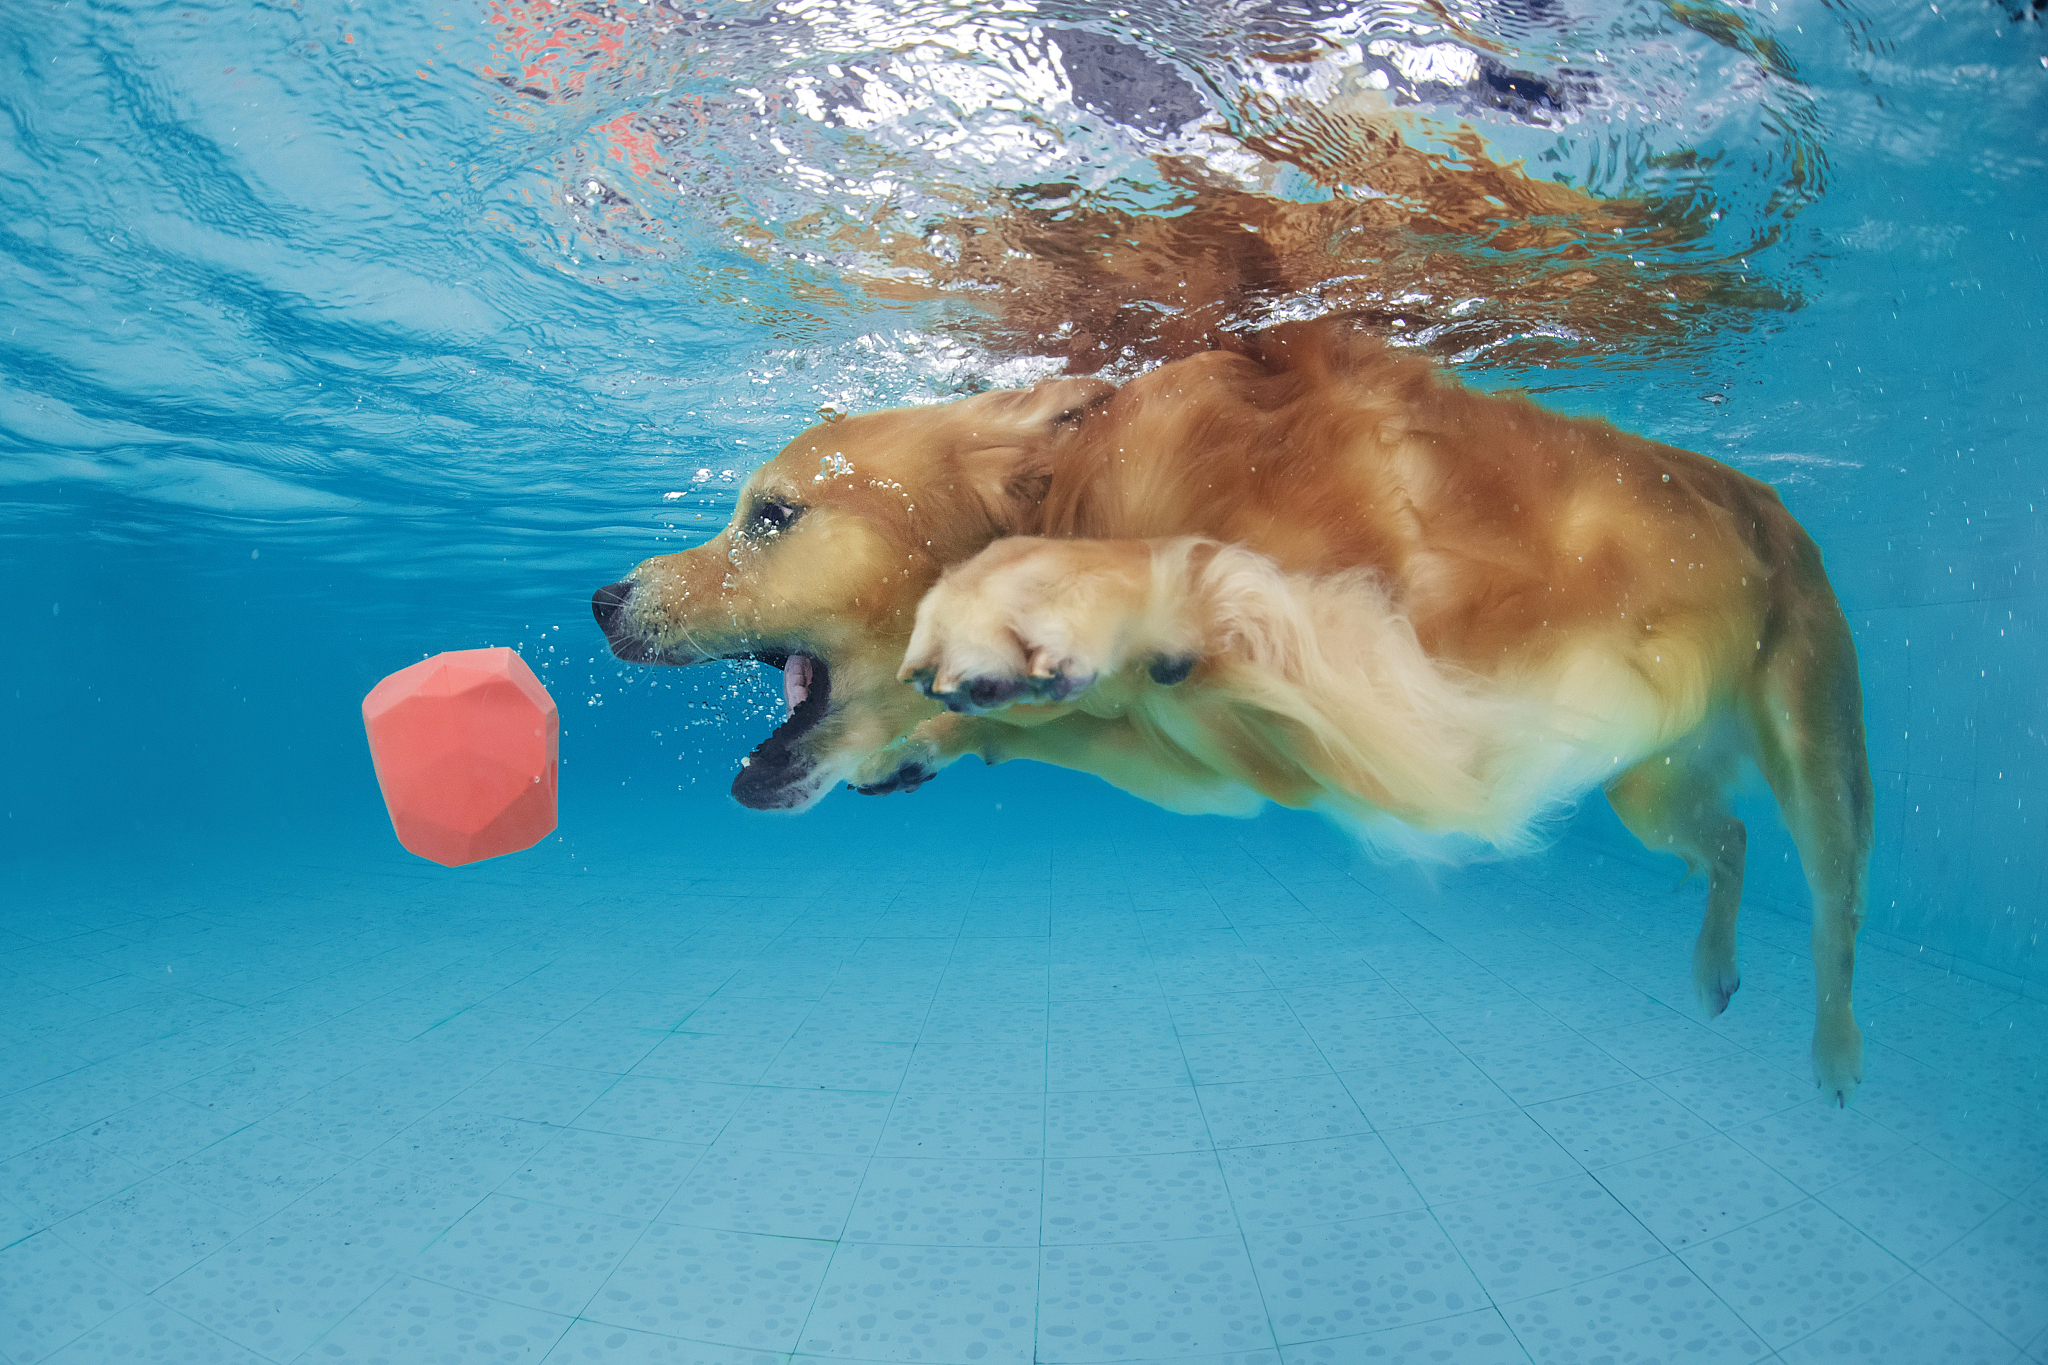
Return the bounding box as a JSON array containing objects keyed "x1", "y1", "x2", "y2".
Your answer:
[{"x1": 2, "y1": 0, "x2": 2044, "y2": 1360}]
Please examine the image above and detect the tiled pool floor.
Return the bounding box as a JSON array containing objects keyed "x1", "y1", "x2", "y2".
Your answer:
[{"x1": 2, "y1": 797, "x2": 2043, "y2": 1364}]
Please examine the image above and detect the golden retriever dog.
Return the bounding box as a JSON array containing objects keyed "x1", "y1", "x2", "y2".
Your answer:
[{"x1": 592, "y1": 321, "x2": 1872, "y2": 1104}]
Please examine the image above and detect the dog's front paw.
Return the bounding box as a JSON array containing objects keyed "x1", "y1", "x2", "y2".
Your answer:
[{"x1": 899, "y1": 538, "x2": 1143, "y2": 714}]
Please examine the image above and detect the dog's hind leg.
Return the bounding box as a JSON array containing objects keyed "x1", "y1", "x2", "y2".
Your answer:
[
  {"x1": 1746, "y1": 597, "x2": 1874, "y2": 1107},
  {"x1": 1605, "y1": 731, "x2": 1747, "y2": 1018}
]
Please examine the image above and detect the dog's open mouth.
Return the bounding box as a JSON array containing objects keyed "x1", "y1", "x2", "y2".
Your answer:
[{"x1": 731, "y1": 649, "x2": 832, "y2": 810}]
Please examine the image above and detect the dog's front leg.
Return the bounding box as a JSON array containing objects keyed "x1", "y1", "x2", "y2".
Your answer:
[{"x1": 897, "y1": 536, "x2": 1210, "y2": 714}]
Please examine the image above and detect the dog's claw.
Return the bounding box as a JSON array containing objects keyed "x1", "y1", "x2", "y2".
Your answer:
[
  {"x1": 922, "y1": 668, "x2": 1095, "y2": 715},
  {"x1": 851, "y1": 763, "x2": 937, "y2": 796}
]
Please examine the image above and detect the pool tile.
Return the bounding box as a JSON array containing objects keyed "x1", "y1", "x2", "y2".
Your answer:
[
  {"x1": 1047, "y1": 1034, "x2": 1190, "y2": 1091},
  {"x1": 34, "y1": 1299, "x2": 271, "y2": 1365},
  {"x1": 573, "y1": 1075, "x2": 751, "y2": 1146},
  {"x1": 77, "y1": 1094, "x2": 244, "y2": 1177},
  {"x1": 169, "y1": 1036, "x2": 377, "y2": 1125},
  {"x1": 1246, "y1": 1207, "x2": 1487, "y2": 1344},
  {"x1": 310, "y1": 1272, "x2": 573, "y2": 1361},
  {"x1": 876, "y1": 1092, "x2": 1046, "y2": 1160},
  {"x1": 1385, "y1": 966, "x2": 1521, "y2": 1014},
  {"x1": 1779, "y1": 1273, "x2": 2017, "y2": 1364},
  {"x1": 800, "y1": 1242, "x2": 1038, "y2": 1361},
  {"x1": 159, "y1": 1124, "x2": 352, "y2": 1223},
  {"x1": 667, "y1": 998, "x2": 802, "y2": 1039},
  {"x1": 1041, "y1": 1150, "x2": 1235, "y2": 1244},
  {"x1": 1921, "y1": 1200, "x2": 2048, "y2": 1348},
  {"x1": 1584, "y1": 1014, "x2": 1746, "y2": 1077},
  {"x1": 50, "y1": 1175, "x2": 242, "y2": 1294},
  {"x1": 805, "y1": 998, "x2": 932, "y2": 1043},
  {"x1": 924, "y1": 1000, "x2": 1048, "y2": 1044},
  {"x1": 1046, "y1": 1087, "x2": 1214, "y2": 1158},
  {"x1": 664, "y1": 1140, "x2": 864, "y2": 1239},
  {"x1": 16, "y1": 824, "x2": 2043, "y2": 1365},
  {"x1": 524, "y1": 1017, "x2": 671, "y2": 1073},
  {"x1": 457, "y1": 1059, "x2": 617, "y2": 1127},
  {"x1": 153, "y1": 1200, "x2": 414, "y2": 1358},
  {"x1": 1650, "y1": 1054, "x2": 1818, "y2": 1130},
  {"x1": 1278, "y1": 1307, "x2": 1530, "y2": 1364},
  {"x1": 844, "y1": 1157, "x2": 1040, "y2": 1246},
  {"x1": 585, "y1": 1220, "x2": 832, "y2": 1352},
  {"x1": 16, "y1": 1063, "x2": 162, "y2": 1133},
  {"x1": 1282, "y1": 981, "x2": 1416, "y2": 1032},
  {"x1": 1300, "y1": 1013, "x2": 1457, "y2": 1073},
  {"x1": 1152, "y1": 957, "x2": 1275, "y2": 997},
  {"x1": 1166, "y1": 991, "x2": 1299, "y2": 1035},
  {"x1": 632, "y1": 1032, "x2": 784, "y2": 1086},
  {"x1": 1679, "y1": 1199, "x2": 1911, "y2": 1348},
  {"x1": 1593, "y1": 1132, "x2": 1805, "y2": 1249},
  {"x1": 1435, "y1": 1174, "x2": 1666, "y2": 1303},
  {"x1": 1878, "y1": 1092, "x2": 2048, "y2": 1199},
  {"x1": 758, "y1": 1036, "x2": 912, "y2": 1091},
  {"x1": 1463, "y1": 1038, "x2": 1640, "y2": 1107},
  {"x1": 1529, "y1": 985, "x2": 1674, "y2": 1035},
  {"x1": 0, "y1": 1098, "x2": 77, "y2": 1167},
  {"x1": 719, "y1": 1087, "x2": 893, "y2": 1157},
  {"x1": 0, "y1": 1228, "x2": 139, "y2": 1365},
  {"x1": 501, "y1": 1128, "x2": 704, "y2": 1221},
  {"x1": 1817, "y1": 1146, "x2": 2007, "y2": 1267},
  {"x1": 0, "y1": 1131, "x2": 151, "y2": 1230},
  {"x1": 1502, "y1": 1256, "x2": 1766, "y2": 1364},
  {"x1": 1195, "y1": 1074, "x2": 1371, "y2": 1149},
  {"x1": 1255, "y1": 951, "x2": 1383, "y2": 992},
  {"x1": 370, "y1": 1105, "x2": 559, "y2": 1186},
  {"x1": 1179, "y1": 1024, "x2": 1332, "y2": 1086},
  {"x1": 1524, "y1": 1080, "x2": 1712, "y2": 1167},
  {"x1": 1340, "y1": 1054, "x2": 1519, "y2": 1129},
  {"x1": 1727, "y1": 1099, "x2": 1912, "y2": 1193},
  {"x1": 1376, "y1": 1111, "x2": 1579, "y2": 1205},
  {"x1": 1425, "y1": 999, "x2": 1578, "y2": 1052},
  {"x1": 1218, "y1": 1134, "x2": 1423, "y2": 1233},
  {"x1": 412, "y1": 1192, "x2": 643, "y2": 1315},
  {"x1": 1037, "y1": 1236, "x2": 1269, "y2": 1363},
  {"x1": 901, "y1": 1042, "x2": 1046, "y2": 1095},
  {"x1": 543, "y1": 1317, "x2": 789, "y2": 1362}
]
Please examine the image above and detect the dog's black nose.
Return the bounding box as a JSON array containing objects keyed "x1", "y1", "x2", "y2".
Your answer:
[{"x1": 591, "y1": 580, "x2": 633, "y2": 632}]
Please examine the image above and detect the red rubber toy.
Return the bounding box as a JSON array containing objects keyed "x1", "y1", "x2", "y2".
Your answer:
[{"x1": 362, "y1": 647, "x2": 558, "y2": 866}]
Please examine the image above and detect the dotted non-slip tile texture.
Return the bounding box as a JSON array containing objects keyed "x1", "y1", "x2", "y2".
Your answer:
[{"x1": 2, "y1": 801, "x2": 2042, "y2": 1365}]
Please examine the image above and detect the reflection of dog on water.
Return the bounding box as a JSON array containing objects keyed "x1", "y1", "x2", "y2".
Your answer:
[
  {"x1": 497, "y1": 0, "x2": 1806, "y2": 372},
  {"x1": 592, "y1": 320, "x2": 1872, "y2": 1104}
]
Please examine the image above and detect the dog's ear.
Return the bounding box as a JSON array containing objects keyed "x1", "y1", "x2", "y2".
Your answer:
[{"x1": 955, "y1": 376, "x2": 1115, "y2": 529}]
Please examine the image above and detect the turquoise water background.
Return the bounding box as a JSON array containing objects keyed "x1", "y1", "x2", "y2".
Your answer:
[
  {"x1": 1, "y1": 1, "x2": 2046, "y2": 1361},
  {"x1": 4, "y1": 0, "x2": 2042, "y2": 987}
]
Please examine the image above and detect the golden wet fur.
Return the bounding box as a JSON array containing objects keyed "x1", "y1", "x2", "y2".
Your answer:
[{"x1": 593, "y1": 322, "x2": 1872, "y2": 1102}]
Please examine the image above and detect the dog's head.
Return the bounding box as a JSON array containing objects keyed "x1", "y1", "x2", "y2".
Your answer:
[{"x1": 592, "y1": 374, "x2": 1113, "y2": 810}]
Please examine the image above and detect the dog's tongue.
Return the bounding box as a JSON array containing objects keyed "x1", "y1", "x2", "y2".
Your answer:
[{"x1": 782, "y1": 654, "x2": 814, "y2": 717}]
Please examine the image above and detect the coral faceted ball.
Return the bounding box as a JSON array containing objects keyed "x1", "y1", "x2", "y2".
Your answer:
[{"x1": 362, "y1": 648, "x2": 559, "y2": 866}]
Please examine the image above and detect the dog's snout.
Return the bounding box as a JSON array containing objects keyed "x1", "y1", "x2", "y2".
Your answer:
[{"x1": 591, "y1": 580, "x2": 634, "y2": 632}]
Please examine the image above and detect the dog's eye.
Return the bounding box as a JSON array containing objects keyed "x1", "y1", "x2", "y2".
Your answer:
[{"x1": 747, "y1": 500, "x2": 801, "y2": 536}]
